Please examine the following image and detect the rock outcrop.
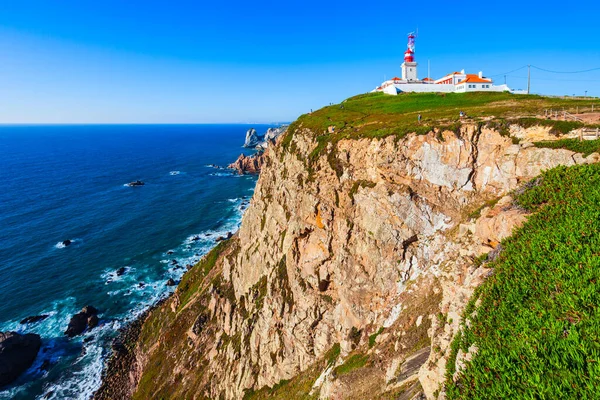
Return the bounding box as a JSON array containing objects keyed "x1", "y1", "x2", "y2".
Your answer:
[
  {"x1": 243, "y1": 128, "x2": 261, "y2": 148},
  {"x1": 243, "y1": 126, "x2": 287, "y2": 149},
  {"x1": 110, "y1": 121, "x2": 597, "y2": 399},
  {"x1": 0, "y1": 331, "x2": 41, "y2": 387},
  {"x1": 65, "y1": 306, "x2": 99, "y2": 338},
  {"x1": 228, "y1": 152, "x2": 265, "y2": 174}
]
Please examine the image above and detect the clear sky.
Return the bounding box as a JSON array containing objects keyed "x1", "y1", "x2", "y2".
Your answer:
[{"x1": 1, "y1": 0, "x2": 599, "y2": 123}]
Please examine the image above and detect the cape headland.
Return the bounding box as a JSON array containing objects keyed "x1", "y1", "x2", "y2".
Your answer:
[{"x1": 95, "y1": 91, "x2": 600, "y2": 399}]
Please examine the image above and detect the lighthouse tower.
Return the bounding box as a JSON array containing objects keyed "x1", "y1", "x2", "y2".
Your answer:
[{"x1": 401, "y1": 32, "x2": 418, "y2": 81}]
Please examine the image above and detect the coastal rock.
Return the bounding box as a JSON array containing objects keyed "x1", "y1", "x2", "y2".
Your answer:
[
  {"x1": 243, "y1": 126, "x2": 287, "y2": 149},
  {"x1": 264, "y1": 126, "x2": 286, "y2": 142},
  {"x1": 243, "y1": 128, "x2": 261, "y2": 148},
  {"x1": 20, "y1": 315, "x2": 49, "y2": 325},
  {"x1": 0, "y1": 331, "x2": 42, "y2": 387},
  {"x1": 62, "y1": 239, "x2": 72, "y2": 247},
  {"x1": 166, "y1": 279, "x2": 176, "y2": 287},
  {"x1": 65, "y1": 306, "x2": 99, "y2": 338},
  {"x1": 116, "y1": 267, "x2": 126, "y2": 276},
  {"x1": 228, "y1": 153, "x2": 265, "y2": 174}
]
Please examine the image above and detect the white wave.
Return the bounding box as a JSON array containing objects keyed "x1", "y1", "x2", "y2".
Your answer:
[
  {"x1": 8, "y1": 195, "x2": 252, "y2": 400},
  {"x1": 54, "y1": 239, "x2": 76, "y2": 249},
  {"x1": 169, "y1": 171, "x2": 180, "y2": 176}
]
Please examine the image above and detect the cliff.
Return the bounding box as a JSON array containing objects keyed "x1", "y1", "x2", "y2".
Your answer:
[{"x1": 99, "y1": 92, "x2": 600, "y2": 399}]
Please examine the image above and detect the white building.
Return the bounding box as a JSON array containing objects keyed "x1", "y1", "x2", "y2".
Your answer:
[{"x1": 373, "y1": 33, "x2": 523, "y2": 95}]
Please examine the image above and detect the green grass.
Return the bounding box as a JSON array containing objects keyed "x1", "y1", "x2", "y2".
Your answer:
[
  {"x1": 333, "y1": 354, "x2": 369, "y2": 376},
  {"x1": 369, "y1": 327, "x2": 384, "y2": 348},
  {"x1": 446, "y1": 164, "x2": 600, "y2": 399},
  {"x1": 516, "y1": 117, "x2": 584, "y2": 135},
  {"x1": 176, "y1": 240, "x2": 230, "y2": 310},
  {"x1": 534, "y1": 138, "x2": 600, "y2": 157},
  {"x1": 243, "y1": 343, "x2": 342, "y2": 400}
]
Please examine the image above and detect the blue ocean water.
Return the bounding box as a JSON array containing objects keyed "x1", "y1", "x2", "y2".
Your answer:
[{"x1": 0, "y1": 124, "x2": 270, "y2": 399}]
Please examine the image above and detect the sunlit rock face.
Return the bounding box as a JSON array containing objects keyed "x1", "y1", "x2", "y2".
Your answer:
[{"x1": 124, "y1": 122, "x2": 596, "y2": 400}]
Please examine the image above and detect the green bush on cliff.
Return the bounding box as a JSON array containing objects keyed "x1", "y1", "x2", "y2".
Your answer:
[
  {"x1": 534, "y1": 138, "x2": 600, "y2": 157},
  {"x1": 446, "y1": 164, "x2": 600, "y2": 399}
]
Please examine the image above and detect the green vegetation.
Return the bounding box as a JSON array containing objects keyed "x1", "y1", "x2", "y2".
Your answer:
[
  {"x1": 243, "y1": 343, "x2": 342, "y2": 400},
  {"x1": 369, "y1": 327, "x2": 384, "y2": 348},
  {"x1": 332, "y1": 354, "x2": 369, "y2": 377},
  {"x1": 252, "y1": 275, "x2": 268, "y2": 311},
  {"x1": 349, "y1": 180, "x2": 376, "y2": 202},
  {"x1": 177, "y1": 240, "x2": 230, "y2": 310},
  {"x1": 446, "y1": 164, "x2": 600, "y2": 399},
  {"x1": 534, "y1": 138, "x2": 600, "y2": 157},
  {"x1": 281, "y1": 92, "x2": 597, "y2": 164},
  {"x1": 326, "y1": 343, "x2": 341, "y2": 365},
  {"x1": 516, "y1": 117, "x2": 584, "y2": 134},
  {"x1": 467, "y1": 196, "x2": 501, "y2": 220}
]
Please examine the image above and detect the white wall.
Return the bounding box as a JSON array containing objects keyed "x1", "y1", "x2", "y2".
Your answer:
[
  {"x1": 393, "y1": 83, "x2": 455, "y2": 93},
  {"x1": 381, "y1": 83, "x2": 517, "y2": 95}
]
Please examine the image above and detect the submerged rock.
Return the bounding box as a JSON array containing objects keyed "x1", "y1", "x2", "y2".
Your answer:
[
  {"x1": 65, "y1": 306, "x2": 99, "y2": 338},
  {"x1": 126, "y1": 180, "x2": 144, "y2": 187},
  {"x1": 0, "y1": 331, "x2": 42, "y2": 387},
  {"x1": 20, "y1": 315, "x2": 49, "y2": 325}
]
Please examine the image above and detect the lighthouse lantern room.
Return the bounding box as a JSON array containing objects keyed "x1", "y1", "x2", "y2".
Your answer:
[{"x1": 401, "y1": 32, "x2": 418, "y2": 81}]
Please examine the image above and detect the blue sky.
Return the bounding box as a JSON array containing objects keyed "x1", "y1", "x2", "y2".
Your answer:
[{"x1": 0, "y1": 0, "x2": 599, "y2": 123}]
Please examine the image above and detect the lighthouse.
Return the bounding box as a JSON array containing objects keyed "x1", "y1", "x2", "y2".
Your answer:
[{"x1": 401, "y1": 32, "x2": 418, "y2": 81}]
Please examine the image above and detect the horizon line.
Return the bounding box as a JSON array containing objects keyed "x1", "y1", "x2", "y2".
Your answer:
[{"x1": 0, "y1": 122, "x2": 291, "y2": 126}]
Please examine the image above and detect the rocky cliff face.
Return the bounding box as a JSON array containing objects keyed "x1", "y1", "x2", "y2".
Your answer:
[{"x1": 120, "y1": 121, "x2": 598, "y2": 399}]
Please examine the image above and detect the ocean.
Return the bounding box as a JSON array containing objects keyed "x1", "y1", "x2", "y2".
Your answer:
[{"x1": 0, "y1": 124, "x2": 271, "y2": 399}]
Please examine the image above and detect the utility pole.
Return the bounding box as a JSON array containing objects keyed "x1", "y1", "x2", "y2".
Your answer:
[
  {"x1": 428, "y1": 59, "x2": 430, "y2": 81},
  {"x1": 527, "y1": 65, "x2": 531, "y2": 94},
  {"x1": 504, "y1": 75, "x2": 506, "y2": 85}
]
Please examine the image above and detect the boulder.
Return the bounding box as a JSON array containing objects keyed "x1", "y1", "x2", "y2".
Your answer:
[
  {"x1": 65, "y1": 306, "x2": 99, "y2": 338},
  {"x1": 62, "y1": 240, "x2": 72, "y2": 247},
  {"x1": 0, "y1": 331, "x2": 42, "y2": 387},
  {"x1": 166, "y1": 279, "x2": 176, "y2": 287},
  {"x1": 20, "y1": 315, "x2": 49, "y2": 325},
  {"x1": 116, "y1": 267, "x2": 126, "y2": 276}
]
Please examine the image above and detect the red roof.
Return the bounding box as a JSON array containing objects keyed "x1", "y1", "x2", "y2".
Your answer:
[
  {"x1": 422, "y1": 77, "x2": 434, "y2": 81},
  {"x1": 391, "y1": 76, "x2": 402, "y2": 81},
  {"x1": 457, "y1": 74, "x2": 492, "y2": 84}
]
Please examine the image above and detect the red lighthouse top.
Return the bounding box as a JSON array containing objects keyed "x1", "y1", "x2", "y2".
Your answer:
[{"x1": 404, "y1": 32, "x2": 416, "y2": 63}]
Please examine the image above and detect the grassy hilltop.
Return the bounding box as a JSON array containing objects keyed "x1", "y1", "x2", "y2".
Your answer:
[
  {"x1": 289, "y1": 92, "x2": 597, "y2": 138},
  {"x1": 281, "y1": 91, "x2": 599, "y2": 172}
]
